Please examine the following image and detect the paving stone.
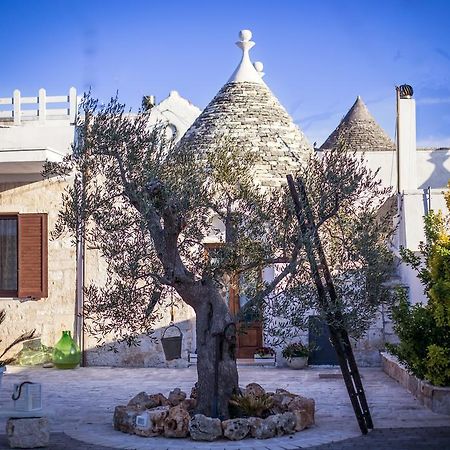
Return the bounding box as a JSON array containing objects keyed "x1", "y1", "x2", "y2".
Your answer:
[{"x1": 0, "y1": 366, "x2": 449, "y2": 449}]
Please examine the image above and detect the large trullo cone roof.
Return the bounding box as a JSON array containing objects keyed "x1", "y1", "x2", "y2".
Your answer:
[
  {"x1": 177, "y1": 30, "x2": 312, "y2": 187},
  {"x1": 320, "y1": 96, "x2": 395, "y2": 152}
]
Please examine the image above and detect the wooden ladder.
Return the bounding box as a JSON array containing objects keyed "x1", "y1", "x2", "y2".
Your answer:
[{"x1": 287, "y1": 174, "x2": 374, "y2": 435}]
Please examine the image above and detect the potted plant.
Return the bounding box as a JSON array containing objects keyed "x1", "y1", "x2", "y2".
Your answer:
[
  {"x1": 0, "y1": 309, "x2": 35, "y2": 387},
  {"x1": 282, "y1": 342, "x2": 309, "y2": 369},
  {"x1": 253, "y1": 347, "x2": 276, "y2": 365}
]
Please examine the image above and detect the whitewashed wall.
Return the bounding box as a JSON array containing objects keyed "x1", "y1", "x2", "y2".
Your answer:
[{"x1": 362, "y1": 148, "x2": 450, "y2": 190}]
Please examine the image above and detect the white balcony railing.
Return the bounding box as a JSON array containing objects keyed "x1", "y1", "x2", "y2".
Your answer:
[{"x1": 0, "y1": 87, "x2": 77, "y2": 124}]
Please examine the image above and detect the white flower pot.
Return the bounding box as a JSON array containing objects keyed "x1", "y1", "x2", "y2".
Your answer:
[
  {"x1": 253, "y1": 356, "x2": 276, "y2": 366},
  {"x1": 287, "y1": 356, "x2": 308, "y2": 369}
]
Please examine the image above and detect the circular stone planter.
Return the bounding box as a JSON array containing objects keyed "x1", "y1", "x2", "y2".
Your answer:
[
  {"x1": 114, "y1": 383, "x2": 315, "y2": 441},
  {"x1": 287, "y1": 357, "x2": 308, "y2": 369}
]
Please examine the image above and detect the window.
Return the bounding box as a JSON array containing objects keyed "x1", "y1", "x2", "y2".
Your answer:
[
  {"x1": 0, "y1": 214, "x2": 48, "y2": 298},
  {"x1": 0, "y1": 216, "x2": 18, "y2": 296}
]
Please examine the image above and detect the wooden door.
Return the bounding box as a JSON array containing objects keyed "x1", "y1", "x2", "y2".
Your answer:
[
  {"x1": 203, "y1": 244, "x2": 263, "y2": 358},
  {"x1": 230, "y1": 272, "x2": 263, "y2": 358}
]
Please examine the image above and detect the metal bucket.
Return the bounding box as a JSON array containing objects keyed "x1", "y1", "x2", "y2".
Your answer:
[{"x1": 161, "y1": 325, "x2": 183, "y2": 361}]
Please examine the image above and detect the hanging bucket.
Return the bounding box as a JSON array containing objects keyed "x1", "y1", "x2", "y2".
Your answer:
[{"x1": 161, "y1": 324, "x2": 183, "y2": 361}]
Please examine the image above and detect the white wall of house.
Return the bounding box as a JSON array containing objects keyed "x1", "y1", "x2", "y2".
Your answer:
[
  {"x1": 315, "y1": 147, "x2": 449, "y2": 307},
  {"x1": 146, "y1": 90, "x2": 201, "y2": 140},
  {"x1": 0, "y1": 88, "x2": 77, "y2": 183},
  {"x1": 0, "y1": 88, "x2": 199, "y2": 366},
  {"x1": 362, "y1": 149, "x2": 450, "y2": 191},
  {"x1": 360, "y1": 94, "x2": 449, "y2": 308}
]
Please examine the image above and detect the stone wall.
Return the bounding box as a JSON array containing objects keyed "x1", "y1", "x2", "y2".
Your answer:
[
  {"x1": 0, "y1": 179, "x2": 76, "y2": 355},
  {"x1": 0, "y1": 179, "x2": 393, "y2": 368},
  {"x1": 382, "y1": 352, "x2": 450, "y2": 415},
  {"x1": 0, "y1": 180, "x2": 196, "y2": 367},
  {"x1": 352, "y1": 307, "x2": 397, "y2": 367}
]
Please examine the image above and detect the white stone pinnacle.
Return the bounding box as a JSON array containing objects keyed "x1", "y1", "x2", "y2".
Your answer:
[
  {"x1": 228, "y1": 29, "x2": 265, "y2": 85},
  {"x1": 253, "y1": 61, "x2": 265, "y2": 78},
  {"x1": 239, "y1": 29, "x2": 252, "y2": 41}
]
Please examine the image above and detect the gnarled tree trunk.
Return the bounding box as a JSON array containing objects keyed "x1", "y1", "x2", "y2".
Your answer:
[{"x1": 179, "y1": 280, "x2": 239, "y2": 419}]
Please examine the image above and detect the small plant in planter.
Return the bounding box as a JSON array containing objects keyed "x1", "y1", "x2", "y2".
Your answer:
[
  {"x1": 229, "y1": 392, "x2": 273, "y2": 418},
  {"x1": 0, "y1": 309, "x2": 36, "y2": 386},
  {"x1": 254, "y1": 347, "x2": 275, "y2": 358},
  {"x1": 282, "y1": 342, "x2": 309, "y2": 369}
]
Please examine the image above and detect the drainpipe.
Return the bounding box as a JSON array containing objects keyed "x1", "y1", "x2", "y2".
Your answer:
[
  {"x1": 74, "y1": 177, "x2": 86, "y2": 366},
  {"x1": 74, "y1": 113, "x2": 88, "y2": 366}
]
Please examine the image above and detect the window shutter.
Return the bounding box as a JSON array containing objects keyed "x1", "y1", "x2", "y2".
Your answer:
[{"x1": 18, "y1": 214, "x2": 48, "y2": 298}]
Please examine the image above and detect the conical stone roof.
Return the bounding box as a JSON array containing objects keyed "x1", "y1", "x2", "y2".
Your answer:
[
  {"x1": 320, "y1": 96, "x2": 395, "y2": 152},
  {"x1": 177, "y1": 30, "x2": 312, "y2": 187}
]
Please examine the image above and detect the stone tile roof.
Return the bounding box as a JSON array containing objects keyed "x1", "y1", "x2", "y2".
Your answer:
[
  {"x1": 177, "y1": 81, "x2": 312, "y2": 187},
  {"x1": 320, "y1": 96, "x2": 395, "y2": 152},
  {"x1": 176, "y1": 30, "x2": 312, "y2": 188}
]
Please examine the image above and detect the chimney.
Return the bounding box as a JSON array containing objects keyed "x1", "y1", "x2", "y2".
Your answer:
[
  {"x1": 396, "y1": 84, "x2": 417, "y2": 192},
  {"x1": 142, "y1": 95, "x2": 156, "y2": 111}
]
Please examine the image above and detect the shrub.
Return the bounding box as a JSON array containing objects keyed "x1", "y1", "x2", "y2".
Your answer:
[
  {"x1": 229, "y1": 393, "x2": 273, "y2": 418},
  {"x1": 426, "y1": 344, "x2": 450, "y2": 387},
  {"x1": 282, "y1": 342, "x2": 309, "y2": 360},
  {"x1": 389, "y1": 200, "x2": 450, "y2": 387},
  {"x1": 386, "y1": 290, "x2": 449, "y2": 383}
]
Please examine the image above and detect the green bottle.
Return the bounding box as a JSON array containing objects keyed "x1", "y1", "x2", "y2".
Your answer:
[{"x1": 53, "y1": 331, "x2": 81, "y2": 369}]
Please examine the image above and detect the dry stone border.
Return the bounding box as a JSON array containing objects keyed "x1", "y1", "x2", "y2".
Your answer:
[{"x1": 113, "y1": 383, "x2": 315, "y2": 442}]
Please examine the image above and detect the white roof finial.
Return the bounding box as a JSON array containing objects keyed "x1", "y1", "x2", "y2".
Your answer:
[
  {"x1": 253, "y1": 61, "x2": 265, "y2": 78},
  {"x1": 239, "y1": 29, "x2": 253, "y2": 42},
  {"x1": 228, "y1": 29, "x2": 265, "y2": 85}
]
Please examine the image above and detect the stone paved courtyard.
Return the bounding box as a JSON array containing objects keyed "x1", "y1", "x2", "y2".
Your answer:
[{"x1": 1, "y1": 365, "x2": 449, "y2": 449}]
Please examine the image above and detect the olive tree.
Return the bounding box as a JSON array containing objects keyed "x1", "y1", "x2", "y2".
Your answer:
[{"x1": 44, "y1": 95, "x2": 394, "y2": 418}]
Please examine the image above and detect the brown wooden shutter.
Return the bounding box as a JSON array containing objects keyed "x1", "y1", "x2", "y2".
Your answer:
[{"x1": 18, "y1": 214, "x2": 48, "y2": 298}]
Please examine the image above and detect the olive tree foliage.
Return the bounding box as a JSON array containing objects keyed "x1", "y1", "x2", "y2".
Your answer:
[
  {"x1": 43, "y1": 94, "x2": 274, "y2": 349},
  {"x1": 43, "y1": 94, "x2": 395, "y2": 349},
  {"x1": 251, "y1": 142, "x2": 396, "y2": 345}
]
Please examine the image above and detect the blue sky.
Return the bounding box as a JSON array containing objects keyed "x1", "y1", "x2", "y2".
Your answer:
[{"x1": 2, "y1": 0, "x2": 449, "y2": 147}]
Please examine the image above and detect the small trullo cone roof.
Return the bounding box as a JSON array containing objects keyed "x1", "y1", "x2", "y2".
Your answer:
[{"x1": 320, "y1": 96, "x2": 395, "y2": 152}]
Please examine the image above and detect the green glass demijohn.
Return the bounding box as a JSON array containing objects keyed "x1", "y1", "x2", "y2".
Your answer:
[{"x1": 53, "y1": 331, "x2": 81, "y2": 369}]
